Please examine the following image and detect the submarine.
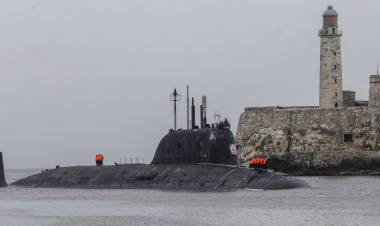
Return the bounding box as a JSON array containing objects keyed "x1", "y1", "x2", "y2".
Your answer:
[{"x1": 9, "y1": 91, "x2": 307, "y2": 191}]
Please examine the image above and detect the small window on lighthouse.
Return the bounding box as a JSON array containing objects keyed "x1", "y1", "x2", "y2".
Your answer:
[
  {"x1": 334, "y1": 79, "x2": 337, "y2": 83},
  {"x1": 335, "y1": 92, "x2": 338, "y2": 97},
  {"x1": 334, "y1": 65, "x2": 337, "y2": 70},
  {"x1": 334, "y1": 51, "x2": 337, "y2": 56},
  {"x1": 335, "y1": 103, "x2": 339, "y2": 108}
]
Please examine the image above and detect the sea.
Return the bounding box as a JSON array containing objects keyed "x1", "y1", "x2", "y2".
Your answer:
[{"x1": 0, "y1": 169, "x2": 379, "y2": 226}]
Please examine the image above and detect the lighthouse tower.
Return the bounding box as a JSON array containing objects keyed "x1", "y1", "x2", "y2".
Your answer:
[{"x1": 319, "y1": 6, "x2": 343, "y2": 108}]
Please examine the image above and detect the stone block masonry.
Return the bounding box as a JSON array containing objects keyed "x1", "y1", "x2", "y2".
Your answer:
[{"x1": 235, "y1": 107, "x2": 380, "y2": 175}]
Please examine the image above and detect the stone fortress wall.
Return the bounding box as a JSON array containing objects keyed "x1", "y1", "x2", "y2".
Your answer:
[
  {"x1": 235, "y1": 6, "x2": 380, "y2": 174},
  {"x1": 236, "y1": 107, "x2": 380, "y2": 174}
]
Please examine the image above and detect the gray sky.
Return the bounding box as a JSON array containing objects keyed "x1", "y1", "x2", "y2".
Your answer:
[{"x1": 1, "y1": 0, "x2": 380, "y2": 168}]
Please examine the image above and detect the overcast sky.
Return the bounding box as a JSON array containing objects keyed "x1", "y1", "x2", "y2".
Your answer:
[{"x1": 1, "y1": 0, "x2": 380, "y2": 168}]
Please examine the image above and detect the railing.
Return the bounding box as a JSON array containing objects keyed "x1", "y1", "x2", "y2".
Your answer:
[
  {"x1": 319, "y1": 28, "x2": 343, "y2": 36},
  {"x1": 118, "y1": 157, "x2": 145, "y2": 165}
]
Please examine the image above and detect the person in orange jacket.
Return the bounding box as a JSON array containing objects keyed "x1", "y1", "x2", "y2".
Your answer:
[{"x1": 95, "y1": 154, "x2": 104, "y2": 166}]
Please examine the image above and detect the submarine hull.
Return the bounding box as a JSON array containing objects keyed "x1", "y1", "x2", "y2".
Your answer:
[{"x1": 12, "y1": 164, "x2": 306, "y2": 191}]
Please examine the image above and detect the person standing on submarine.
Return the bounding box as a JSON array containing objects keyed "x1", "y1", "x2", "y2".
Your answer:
[{"x1": 95, "y1": 154, "x2": 104, "y2": 166}]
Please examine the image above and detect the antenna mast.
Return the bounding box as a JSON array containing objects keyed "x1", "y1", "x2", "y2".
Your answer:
[
  {"x1": 170, "y1": 89, "x2": 181, "y2": 130},
  {"x1": 186, "y1": 85, "x2": 189, "y2": 130},
  {"x1": 191, "y1": 97, "x2": 196, "y2": 129}
]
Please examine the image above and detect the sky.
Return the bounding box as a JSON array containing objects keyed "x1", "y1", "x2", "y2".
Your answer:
[{"x1": 1, "y1": 0, "x2": 380, "y2": 168}]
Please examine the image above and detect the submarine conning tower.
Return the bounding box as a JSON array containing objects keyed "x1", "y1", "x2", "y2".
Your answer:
[
  {"x1": 0, "y1": 152, "x2": 7, "y2": 187},
  {"x1": 158, "y1": 88, "x2": 238, "y2": 165},
  {"x1": 151, "y1": 128, "x2": 238, "y2": 165}
]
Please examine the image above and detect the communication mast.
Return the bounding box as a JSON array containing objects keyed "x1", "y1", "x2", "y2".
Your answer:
[
  {"x1": 186, "y1": 85, "x2": 189, "y2": 130},
  {"x1": 170, "y1": 88, "x2": 181, "y2": 130},
  {"x1": 200, "y1": 96, "x2": 207, "y2": 128}
]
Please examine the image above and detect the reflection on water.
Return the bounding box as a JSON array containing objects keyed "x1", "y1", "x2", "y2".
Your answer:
[{"x1": 0, "y1": 170, "x2": 379, "y2": 226}]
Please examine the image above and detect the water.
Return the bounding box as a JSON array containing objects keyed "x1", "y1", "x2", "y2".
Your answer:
[{"x1": 1, "y1": 170, "x2": 379, "y2": 226}]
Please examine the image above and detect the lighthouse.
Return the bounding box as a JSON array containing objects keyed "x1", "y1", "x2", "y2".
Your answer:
[{"x1": 319, "y1": 6, "x2": 343, "y2": 108}]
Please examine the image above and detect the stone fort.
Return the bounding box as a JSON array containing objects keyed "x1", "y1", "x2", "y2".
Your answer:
[{"x1": 236, "y1": 6, "x2": 380, "y2": 174}]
